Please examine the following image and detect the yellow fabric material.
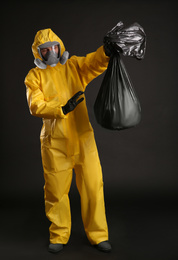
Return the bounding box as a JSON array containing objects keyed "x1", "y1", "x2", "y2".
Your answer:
[
  {"x1": 25, "y1": 29, "x2": 109, "y2": 245},
  {"x1": 32, "y1": 28, "x2": 66, "y2": 60}
]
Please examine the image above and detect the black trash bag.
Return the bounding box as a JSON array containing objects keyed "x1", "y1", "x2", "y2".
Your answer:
[
  {"x1": 104, "y1": 21, "x2": 146, "y2": 59},
  {"x1": 94, "y1": 53, "x2": 141, "y2": 130},
  {"x1": 94, "y1": 21, "x2": 146, "y2": 130}
]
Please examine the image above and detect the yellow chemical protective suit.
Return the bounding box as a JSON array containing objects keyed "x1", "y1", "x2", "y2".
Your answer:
[{"x1": 25, "y1": 29, "x2": 110, "y2": 245}]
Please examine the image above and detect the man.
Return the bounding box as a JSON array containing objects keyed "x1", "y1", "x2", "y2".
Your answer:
[{"x1": 25, "y1": 28, "x2": 111, "y2": 253}]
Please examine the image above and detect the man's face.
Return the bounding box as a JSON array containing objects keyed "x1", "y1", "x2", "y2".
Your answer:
[{"x1": 40, "y1": 45, "x2": 59, "y2": 57}]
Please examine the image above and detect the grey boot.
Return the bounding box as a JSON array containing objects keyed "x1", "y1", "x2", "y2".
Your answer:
[
  {"x1": 95, "y1": 241, "x2": 112, "y2": 252},
  {"x1": 48, "y1": 243, "x2": 63, "y2": 253}
]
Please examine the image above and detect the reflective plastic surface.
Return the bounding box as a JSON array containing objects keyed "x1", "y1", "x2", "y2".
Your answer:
[{"x1": 104, "y1": 21, "x2": 146, "y2": 59}]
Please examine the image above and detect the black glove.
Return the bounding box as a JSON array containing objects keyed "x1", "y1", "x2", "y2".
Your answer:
[
  {"x1": 62, "y1": 91, "x2": 84, "y2": 115},
  {"x1": 103, "y1": 40, "x2": 116, "y2": 57},
  {"x1": 103, "y1": 22, "x2": 124, "y2": 57}
]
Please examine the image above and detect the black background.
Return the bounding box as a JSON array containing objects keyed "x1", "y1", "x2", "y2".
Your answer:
[{"x1": 1, "y1": 0, "x2": 178, "y2": 259}]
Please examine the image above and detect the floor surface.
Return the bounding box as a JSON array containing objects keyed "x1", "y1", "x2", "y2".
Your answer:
[{"x1": 0, "y1": 190, "x2": 178, "y2": 260}]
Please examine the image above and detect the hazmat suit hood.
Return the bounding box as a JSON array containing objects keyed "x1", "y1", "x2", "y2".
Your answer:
[{"x1": 32, "y1": 28, "x2": 69, "y2": 69}]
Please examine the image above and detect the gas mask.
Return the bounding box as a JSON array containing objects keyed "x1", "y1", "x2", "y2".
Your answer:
[
  {"x1": 34, "y1": 41, "x2": 69, "y2": 69},
  {"x1": 41, "y1": 44, "x2": 60, "y2": 67}
]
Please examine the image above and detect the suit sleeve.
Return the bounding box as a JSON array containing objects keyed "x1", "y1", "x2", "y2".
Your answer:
[
  {"x1": 70, "y1": 46, "x2": 110, "y2": 89},
  {"x1": 24, "y1": 68, "x2": 67, "y2": 119}
]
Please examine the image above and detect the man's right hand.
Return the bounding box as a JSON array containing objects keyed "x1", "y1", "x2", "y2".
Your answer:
[{"x1": 62, "y1": 91, "x2": 84, "y2": 115}]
